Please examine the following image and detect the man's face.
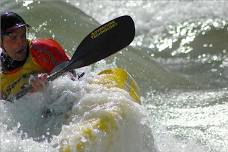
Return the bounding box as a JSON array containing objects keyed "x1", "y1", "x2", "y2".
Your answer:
[{"x1": 1, "y1": 27, "x2": 27, "y2": 61}]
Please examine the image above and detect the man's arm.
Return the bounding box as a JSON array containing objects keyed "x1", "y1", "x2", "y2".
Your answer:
[{"x1": 29, "y1": 39, "x2": 75, "y2": 92}]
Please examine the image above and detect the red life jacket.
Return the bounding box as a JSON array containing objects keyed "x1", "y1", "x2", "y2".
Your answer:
[{"x1": 31, "y1": 38, "x2": 70, "y2": 73}]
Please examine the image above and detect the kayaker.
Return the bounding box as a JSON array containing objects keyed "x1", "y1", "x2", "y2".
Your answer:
[{"x1": 0, "y1": 11, "x2": 74, "y2": 100}]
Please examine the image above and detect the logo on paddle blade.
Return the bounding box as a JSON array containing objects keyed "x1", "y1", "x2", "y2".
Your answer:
[{"x1": 90, "y1": 21, "x2": 118, "y2": 39}]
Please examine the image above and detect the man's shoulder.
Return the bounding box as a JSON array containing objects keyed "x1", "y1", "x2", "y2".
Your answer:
[
  {"x1": 31, "y1": 38, "x2": 59, "y2": 43},
  {"x1": 30, "y1": 38, "x2": 67, "y2": 57},
  {"x1": 31, "y1": 38, "x2": 62, "y2": 49},
  {"x1": 29, "y1": 38, "x2": 69, "y2": 73}
]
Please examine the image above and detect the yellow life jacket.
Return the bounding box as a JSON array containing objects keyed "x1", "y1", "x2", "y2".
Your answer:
[
  {"x1": 0, "y1": 39, "x2": 69, "y2": 100},
  {"x1": 0, "y1": 47, "x2": 43, "y2": 99}
]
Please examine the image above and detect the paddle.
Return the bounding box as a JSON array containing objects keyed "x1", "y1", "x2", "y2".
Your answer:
[{"x1": 9, "y1": 15, "x2": 135, "y2": 101}]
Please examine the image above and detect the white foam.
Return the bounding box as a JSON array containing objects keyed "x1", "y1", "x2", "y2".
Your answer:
[{"x1": 0, "y1": 68, "x2": 156, "y2": 151}]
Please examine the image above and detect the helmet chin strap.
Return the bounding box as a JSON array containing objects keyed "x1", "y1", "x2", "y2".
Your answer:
[
  {"x1": 0, "y1": 38, "x2": 29, "y2": 72},
  {"x1": 0, "y1": 47, "x2": 29, "y2": 72},
  {"x1": 1, "y1": 35, "x2": 6, "y2": 54},
  {"x1": 0, "y1": 41, "x2": 9, "y2": 57}
]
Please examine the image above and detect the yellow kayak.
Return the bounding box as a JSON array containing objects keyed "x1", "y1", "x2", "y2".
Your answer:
[
  {"x1": 95, "y1": 68, "x2": 140, "y2": 104},
  {"x1": 59, "y1": 68, "x2": 141, "y2": 152}
]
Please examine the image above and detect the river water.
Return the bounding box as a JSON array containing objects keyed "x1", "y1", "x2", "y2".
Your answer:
[{"x1": 1, "y1": 0, "x2": 228, "y2": 152}]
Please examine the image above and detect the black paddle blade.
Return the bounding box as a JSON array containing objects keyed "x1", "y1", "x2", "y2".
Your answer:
[{"x1": 69, "y1": 15, "x2": 135, "y2": 69}]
